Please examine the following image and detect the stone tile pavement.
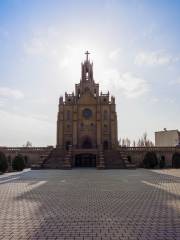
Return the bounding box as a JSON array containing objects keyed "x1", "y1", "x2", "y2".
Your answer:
[{"x1": 0, "y1": 169, "x2": 180, "y2": 239}]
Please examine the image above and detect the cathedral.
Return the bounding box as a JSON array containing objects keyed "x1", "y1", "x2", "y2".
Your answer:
[
  {"x1": 44, "y1": 52, "x2": 127, "y2": 169},
  {"x1": 57, "y1": 51, "x2": 118, "y2": 151}
]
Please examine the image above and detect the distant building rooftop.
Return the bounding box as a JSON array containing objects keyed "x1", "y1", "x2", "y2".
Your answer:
[{"x1": 155, "y1": 129, "x2": 180, "y2": 147}]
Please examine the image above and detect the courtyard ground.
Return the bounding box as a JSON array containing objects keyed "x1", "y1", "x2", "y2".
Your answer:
[{"x1": 0, "y1": 169, "x2": 180, "y2": 240}]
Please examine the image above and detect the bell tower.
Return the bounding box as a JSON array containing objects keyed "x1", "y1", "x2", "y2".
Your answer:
[
  {"x1": 75, "y1": 51, "x2": 99, "y2": 99},
  {"x1": 81, "y1": 51, "x2": 93, "y2": 82}
]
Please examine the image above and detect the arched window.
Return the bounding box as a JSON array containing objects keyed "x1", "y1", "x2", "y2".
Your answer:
[
  {"x1": 103, "y1": 110, "x2": 108, "y2": 120},
  {"x1": 159, "y1": 156, "x2": 165, "y2": 168},
  {"x1": 65, "y1": 141, "x2": 71, "y2": 151},
  {"x1": 94, "y1": 89, "x2": 96, "y2": 97},
  {"x1": 85, "y1": 87, "x2": 90, "y2": 92},
  {"x1": 127, "y1": 156, "x2": 132, "y2": 163},
  {"x1": 103, "y1": 141, "x2": 108, "y2": 150},
  {"x1": 172, "y1": 153, "x2": 180, "y2": 168},
  {"x1": 82, "y1": 137, "x2": 92, "y2": 149},
  {"x1": 24, "y1": 156, "x2": 28, "y2": 165},
  {"x1": 66, "y1": 110, "x2": 71, "y2": 120},
  {"x1": 7, "y1": 155, "x2": 11, "y2": 165},
  {"x1": 143, "y1": 152, "x2": 158, "y2": 168},
  {"x1": 85, "y1": 70, "x2": 90, "y2": 80}
]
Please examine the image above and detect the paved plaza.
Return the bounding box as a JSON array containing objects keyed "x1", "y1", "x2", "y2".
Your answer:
[{"x1": 0, "y1": 169, "x2": 180, "y2": 240}]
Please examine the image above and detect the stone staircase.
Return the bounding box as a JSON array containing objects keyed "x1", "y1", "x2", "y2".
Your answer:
[
  {"x1": 62, "y1": 145, "x2": 72, "y2": 169},
  {"x1": 31, "y1": 154, "x2": 50, "y2": 169},
  {"x1": 104, "y1": 150, "x2": 125, "y2": 169},
  {"x1": 119, "y1": 148, "x2": 136, "y2": 169},
  {"x1": 41, "y1": 148, "x2": 65, "y2": 169},
  {"x1": 96, "y1": 147, "x2": 105, "y2": 169},
  {"x1": 33, "y1": 146, "x2": 136, "y2": 170},
  {"x1": 104, "y1": 149, "x2": 136, "y2": 169}
]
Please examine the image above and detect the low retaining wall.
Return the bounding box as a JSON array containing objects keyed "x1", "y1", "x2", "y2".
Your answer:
[{"x1": 0, "y1": 146, "x2": 180, "y2": 169}]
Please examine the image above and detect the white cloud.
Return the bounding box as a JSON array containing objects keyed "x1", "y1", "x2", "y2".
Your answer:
[
  {"x1": 59, "y1": 56, "x2": 71, "y2": 69},
  {"x1": 119, "y1": 72, "x2": 149, "y2": 98},
  {"x1": 0, "y1": 87, "x2": 24, "y2": 99},
  {"x1": 142, "y1": 23, "x2": 157, "y2": 39},
  {"x1": 109, "y1": 48, "x2": 122, "y2": 60},
  {"x1": 176, "y1": 78, "x2": 180, "y2": 84},
  {"x1": 0, "y1": 100, "x2": 4, "y2": 107},
  {"x1": 164, "y1": 98, "x2": 175, "y2": 104},
  {"x1": 31, "y1": 113, "x2": 49, "y2": 121},
  {"x1": 102, "y1": 69, "x2": 149, "y2": 98},
  {"x1": 23, "y1": 26, "x2": 67, "y2": 58},
  {"x1": 24, "y1": 36, "x2": 60, "y2": 57},
  {"x1": 151, "y1": 97, "x2": 159, "y2": 103},
  {"x1": 24, "y1": 37, "x2": 49, "y2": 55},
  {"x1": 135, "y1": 50, "x2": 178, "y2": 66},
  {"x1": 0, "y1": 110, "x2": 55, "y2": 146},
  {"x1": 168, "y1": 78, "x2": 180, "y2": 86}
]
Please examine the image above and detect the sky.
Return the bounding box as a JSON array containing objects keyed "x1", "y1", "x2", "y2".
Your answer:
[{"x1": 0, "y1": 0, "x2": 180, "y2": 146}]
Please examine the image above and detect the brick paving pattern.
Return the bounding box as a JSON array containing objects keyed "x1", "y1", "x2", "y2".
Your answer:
[{"x1": 0, "y1": 169, "x2": 180, "y2": 240}]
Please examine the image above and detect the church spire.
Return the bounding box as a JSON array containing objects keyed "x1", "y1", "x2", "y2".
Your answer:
[
  {"x1": 81, "y1": 51, "x2": 93, "y2": 82},
  {"x1": 85, "y1": 50, "x2": 90, "y2": 61}
]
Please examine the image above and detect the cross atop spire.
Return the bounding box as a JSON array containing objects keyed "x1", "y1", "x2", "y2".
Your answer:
[{"x1": 85, "y1": 50, "x2": 90, "y2": 61}]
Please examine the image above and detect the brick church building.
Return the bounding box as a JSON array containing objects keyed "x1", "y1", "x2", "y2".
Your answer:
[
  {"x1": 43, "y1": 52, "x2": 128, "y2": 169},
  {"x1": 57, "y1": 52, "x2": 118, "y2": 153}
]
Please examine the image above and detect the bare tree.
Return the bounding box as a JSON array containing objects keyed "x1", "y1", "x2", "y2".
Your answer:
[
  {"x1": 122, "y1": 138, "x2": 126, "y2": 146},
  {"x1": 126, "y1": 138, "x2": 131, "y2": 147},
  {"x1": 118, "y1": 133, "x2": 154, "y2": 147},
  {"x1": 23, "y1": 141, "x2": 32, "y2": 147},
  {"x1": 143, "y1": 132, "x2": 148, "y2": 146},
  {"x1": 120, "y1": 138, "x2": 131, "y2": 147},
  {"x1": 136, "y1": 132, "x2": 154, "y2": 147}
]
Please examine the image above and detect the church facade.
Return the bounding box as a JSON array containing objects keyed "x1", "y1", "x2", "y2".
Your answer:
[
  {"x1": 43, "y1": 52, "x2": 127, "y2": 169},
  {"x1": 57, "y1": 52, "x2": 118, "y2": 152}
]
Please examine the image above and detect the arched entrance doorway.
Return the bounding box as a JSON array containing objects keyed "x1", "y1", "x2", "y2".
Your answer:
[{"x1": 75, "y1": 154, "x2": 96, "y2": 167}]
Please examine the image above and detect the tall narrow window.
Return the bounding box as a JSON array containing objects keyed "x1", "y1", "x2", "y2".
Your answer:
[
  {"x1": 66, "y1": 110, "x2": 71, "y2": 120},
  {"x1": 104, "y1": 110, "x2": 108, "y2": 120},
  {"x1": 103, "y1": 141, "x2": 108, "y2": 150},
  {"x1": 65, "y1": 141, "x2": 71, "y2": 150}
]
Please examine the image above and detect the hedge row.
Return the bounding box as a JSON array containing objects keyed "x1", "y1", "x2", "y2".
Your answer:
[{"x1": 0, "y1": 152, "x2": 26, "y2": 173}]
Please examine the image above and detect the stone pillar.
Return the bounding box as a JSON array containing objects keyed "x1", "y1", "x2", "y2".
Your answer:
[
  {"x1": 96, "y1": 105, "x2": 101, "y2": 146},
  {"x1": 57, "y1": 98, "x2": 64, "y2": 148},
  {"x1": 73, "y1": 106, "x2": 77, "y2": 147}
]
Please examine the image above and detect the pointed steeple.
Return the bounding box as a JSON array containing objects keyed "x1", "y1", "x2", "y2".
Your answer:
[
  {"x1": 85, "y1": 50, "x2": 90, "y2": 61},
  {"x1": 81, "y1": 51, "x2": 93, "y2": 82}
]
